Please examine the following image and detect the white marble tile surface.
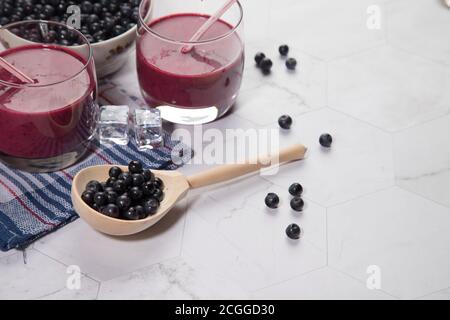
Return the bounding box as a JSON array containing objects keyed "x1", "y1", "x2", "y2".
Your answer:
[
  {"x1": 98, "y1": 257, "x2": 249, "y2": 300},
  {"x1": 394, "y1": 114, "x2": 450, "y2": 208},
  {"x1": 387, "y1": 0, "x2": 450, "y2": 66},
  {"x1": 328, "y1": 45, "x2": 450, "y2": 132},
  {"x1": 327, "y1": 187, "x2": 450, "y2": 299},
  {"x1": 0, "y1": 249, "x2": 98, "y2": 300},
  {"x1": 34, "y1": 201, "x2": 187, "y2": 281}
]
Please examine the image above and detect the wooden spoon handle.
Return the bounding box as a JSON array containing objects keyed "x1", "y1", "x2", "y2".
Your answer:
[{"x1": 187, "y1": 144, "x2": 307, "y2": 189}]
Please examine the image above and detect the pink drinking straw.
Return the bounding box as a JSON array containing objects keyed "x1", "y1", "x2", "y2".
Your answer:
[
  {"x1": 0, "y1": 56, "x2": 34, "y2": 84},
  {"x1": 181, "y1": 0, "x2": 238, "y2": 54}
]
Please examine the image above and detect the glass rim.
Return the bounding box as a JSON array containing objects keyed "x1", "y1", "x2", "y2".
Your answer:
[
  {"x1": 138, "y1": 0, "x2": 243, "y2": 45},
  {"x1": 0, "y1": 20, "x2": 94, "y2": 88}
]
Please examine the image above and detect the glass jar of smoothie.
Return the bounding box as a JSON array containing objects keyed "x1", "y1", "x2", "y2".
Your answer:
[
  {"x1": 137, "y1": 0, "x2": 244, "y2": 125},
  {"x1": 0, "y1": 21, "x2": 98, "y2": 172}
]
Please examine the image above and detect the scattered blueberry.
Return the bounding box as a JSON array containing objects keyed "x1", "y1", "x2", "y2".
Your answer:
[
  {"x1": 319, "y1": 133, "x2": 333, "y2": 148},
  {"x1": 265, "y1": 193, "x2": 280, "y2": 209},
  {"x1": 279, "y1": 44, "x2": 289, "y2": 56},
  {"x1": 260, "y1": 58, "x2": 273, "y2": 74},
  {"x1": 288, "y1": 183, "x2": 303, "y2": 196},
  {"x1": 278, "y1": 115, "x2": 293, "y2": 130},
  {"x1": 290, "y1": 197, "x2": 304, "y2": 212},
  {"x1": 286, "y1": 58, "x2": 297, "y2": 70},
  {"x1": 102, "y1": 204, "x2": 120, "y2": 219},
  {"x1": 254, "y1": 52, "x2": 266, "y2": 66},
  {"x1": 286, "y1": 224, "x2": 301, "y2": 240}
]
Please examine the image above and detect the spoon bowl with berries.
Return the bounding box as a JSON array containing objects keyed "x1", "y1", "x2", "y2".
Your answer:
[{"x1": 72, "y1": 144, "x2": 307, "y2": 236}]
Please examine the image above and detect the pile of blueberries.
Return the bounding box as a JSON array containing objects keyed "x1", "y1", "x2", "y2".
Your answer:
[
  {"x1": 81, "y1": 160, "x2": 164, "y2": 220},
  {"x1": 255, "y1": 44, "x2": 297, "y2": 75},
  {"x1": 265, "y1": 183, "x2": 304, "y2": 240},
  {"x1": 0, "y1": 0, "x2": 141, "y2": 44}
]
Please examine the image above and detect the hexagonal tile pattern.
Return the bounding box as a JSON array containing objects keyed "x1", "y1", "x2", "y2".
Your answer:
[
  {"x1": 182, "y1": 180, "x2": 327, "y2": 291},
  {"x1": 0, "y1": 249, "x2": 98, "y2": 300},
  {"x1": 98, "y1": 257, "x2": 249, "y2": 299},
  {"x1": 329, "y1": 45, "x2": 450, "y2": 132},
  {"x1": 253, "y1": 267, "x2": 394, "y2": 300},
  {"x1": 387, "y1": 0, "x2": 450, "y2": 66},
  {"x1": 328, "y1": 187, "x2": 450, "y2": 299},
  {"x1": 34, "y1": 200, "x2": 187, "y2": 281},
  {"x1": 394, "y1": 114, "x2": 450, "y2": 208},
  {"x1": 261, "y1": 108, "x2": 394, "y2": 206},
  {"x1": 267, "y1": 0, "x2": 386, "y2": 60}
]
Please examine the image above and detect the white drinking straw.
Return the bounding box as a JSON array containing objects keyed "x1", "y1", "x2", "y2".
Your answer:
[
  {"x1": 181, "y1": 0, "x2": 238, "y2": 53},
  {"x1": 0, "y1": 56, "x2": 34, "y2": 84}
]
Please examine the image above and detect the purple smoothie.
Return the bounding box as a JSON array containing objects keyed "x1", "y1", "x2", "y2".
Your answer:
[{"x1": 136, "y1": 13, "x2": 244, "y2": 110}]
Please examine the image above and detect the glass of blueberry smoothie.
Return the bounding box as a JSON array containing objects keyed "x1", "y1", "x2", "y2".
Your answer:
[
  {"x1": 136, "y1": 0, "x2": 244, "y2": 125},
  {"x1": 0, "y1": 20, "x2": 98, "y2": 172}
]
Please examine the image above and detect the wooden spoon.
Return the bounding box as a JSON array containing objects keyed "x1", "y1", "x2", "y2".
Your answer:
[{"x1": 71, "y1": 144, "x2": 307, "y2": 236}]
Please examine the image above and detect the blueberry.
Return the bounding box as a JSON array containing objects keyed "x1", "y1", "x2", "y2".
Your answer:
[
  {"x1": 265, "y1": 193, "x2": 279, "y2": 209},
  {"x1": 106, "y1": 177, "x2": 117, "y2": 187},
  {"x1": 94, "y1": 192, "x2": 107, "y2": 206},
  {"x1": 106, "y1": 191, "x2": 118, "y2": 204},
  {"x1": 142, "y1": 181, "x2": 155, "y2": 197},
  {"x1": 112, "y1": 24, "x2": 125, "y2": 37},
  {"x1": 286, "y1": 58, "x2": 297, "y2": 70},
  {"x1": 143, "y1": 169, "x2": 154, "y2": 182},
  {"x1": 86, "y1": 180, "x2": 102, "y2": 192},
  {"x1": 260, "y1": 58, "x2": 273, "y2": 74},
  {"x1": 113, "y1": 179, "x2": 127, "y2": 194},
  {"x1": 102, "y1": 204, "x2": 120, "y2": 219},
  {"x1": 286, "y1": 223, "x2": 301, "y2": 240},
  {"x1": 81, "y1": 190, "x2": 95, "y2": 206},
  {"x1": 128, "y1": 160, "x2": 143, "y2": 174},
  {"x1": 123, "y1": 207, "x2": 140, "y2": 220},
  {"x1": 288, "y1": 183, "x2": 303, "y2": 196},
  {"x1": 118, "y1": 172, "x2": 133, "y2": 187},
  {"x1": 135, "y1": 205, "x2": 146, "y2": 219},
  {"x1": 87, "y1": 14, "x2": 99, "y2": 24},
  {"x1": 278, "y1": 115, "x2": 292, "y2": 130},
  {"x1": 254, "y1": 52, "x2": 265, "y2": 66},
  {"x1": 116, "y1": 195, "x2": 131, "y2": 211},
  {"x1": 90, "y1": 22, "x2": 101, "y2": 34},
  {"x1": 152, "y1": 177, "x2": 164, "y2": 189},
  {"x1": 290, "y1": 197, "x2": 304, "y2": 212},
  {"x1": 91, "y1": 202, "x2": 101, "y2": 211},
  {"x1": 129, "y1": 186, "x2": 143, "y2": 201},
  {"x1": 93, "y1": 30, "x2": 105, "y2": 42},
  {"x1": 143, "y1": 198, "x2": 159, "y2": 216},
  {"x1": 152, "y1": 188, "x2": 164, "y2": 202},
  {"x1": 132, "y1": 173, "x2": 145, "y2": 187},
  {"x1": 279, "y1": 44, "x2": 289, "y2": 56},
  {"x1": 93, "y1": 3, "x2": 102, "y2": 15},
  {"x1": 319, "y1": 133, "x2": 333, "y2": 148}
]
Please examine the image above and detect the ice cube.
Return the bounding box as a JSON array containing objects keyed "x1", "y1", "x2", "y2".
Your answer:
[
  {"x1": 133, "y1": 108, "x2": 163, "y2": 151},
  {"x1": 98, "y1": 105, "x2": 130, "y2": 146}
]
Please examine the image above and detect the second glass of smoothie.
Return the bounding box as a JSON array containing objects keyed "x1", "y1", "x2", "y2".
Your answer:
[{"x1": 137, "y1": 0, "x2": 244, "y2": 125}]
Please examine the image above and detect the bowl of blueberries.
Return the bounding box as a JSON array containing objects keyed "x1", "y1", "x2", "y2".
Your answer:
[{"x1": 0, "y1": 0, "x2": 152, "y2": 77}]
